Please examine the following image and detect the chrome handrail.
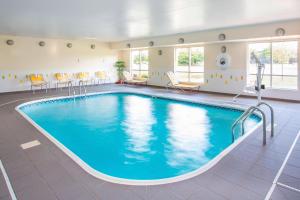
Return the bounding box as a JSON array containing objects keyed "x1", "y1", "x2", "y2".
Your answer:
[
  {"x1": 79, "y1": 80, "x2": 87, "y2": 96},
  {"x1": 257, "y1": 102, "x2": 274, "y2": 137},
  {"x1": 232, "y1": 106, "x2": 267, "y2": 145}
]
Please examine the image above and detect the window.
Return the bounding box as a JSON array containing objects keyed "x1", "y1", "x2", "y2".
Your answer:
[
  {"x1": 131, "y1": 50, "x2": 149, "y2": 78},
  {"x1": 175, "y1": 47, "x2": 204, "y2": 83},
  {"x1": 248, "y1": 41, "x2": 298, "y2": 90}
]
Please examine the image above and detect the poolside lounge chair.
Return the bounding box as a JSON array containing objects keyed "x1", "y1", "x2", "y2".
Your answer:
[
  {"x1": 28, "y1": 74, "x2": 49, "y2": 94},
  {"x1": 54, "y1": 73, "x2": 72, "y2": 90},
  {"x1": 166, "y1": 71, "x2": 201, "y2": 91},
  {"x1": 123, "y1": 71, "x2": 148, "y2": 85},
  {"x1": 94, "y1": 71, "x2": 109, "y2": 85}
]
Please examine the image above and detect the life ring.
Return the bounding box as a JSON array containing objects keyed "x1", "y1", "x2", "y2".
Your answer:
[{"x1": 216, "y1": 53, "x2": 231, "y2": 70}]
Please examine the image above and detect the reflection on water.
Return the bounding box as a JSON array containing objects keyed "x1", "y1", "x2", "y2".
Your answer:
[
  {"x1": 122, "y1": 96, "x2": 156, "y2": 162},
  {"x1": 22, "y1": 93, "x2": 261, "y2": 180},
  {"x1": 166, "y1": 103, "x2": 211, "y2": 170}
]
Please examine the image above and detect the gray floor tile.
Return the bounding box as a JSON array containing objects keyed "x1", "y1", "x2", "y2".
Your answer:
[
  {"x1": 279, "y1": 173, "x2": 300, "y2": 190},
  {"x1": 1, "y1": 85, "x2": 300, "y2": 200},
  {"x1": 16, "y1": 181, "x2": 58, "y2": 200},
  {"x1": 270, "y1": 186, "x2": 300, "y2": 200}
]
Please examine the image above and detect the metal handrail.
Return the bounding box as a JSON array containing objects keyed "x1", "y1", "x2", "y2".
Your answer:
[
  {"x1": 68, "y1": 81, "x2": 74, "y2": 96},
  {"x1": 232, "y1": 106, "x2": 267, "y2": 145},
  {"x1": 257, "y1": 102, "x2": 274, "y2": 137},
  {"x1": 79, "y1": 80, "x2": 87, "y2": 96}
]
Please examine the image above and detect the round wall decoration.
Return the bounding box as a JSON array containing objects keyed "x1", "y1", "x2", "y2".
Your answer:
[
  {"x1": 218, "y1": 33, "x2": 226, "y2": 41},
  {"x1": 149, "y1": 41, "x2": 154, "y2": 46},
  {"x1": 67, "y1": 43, "x2": 72, "y2": 48},
  {"x1": 216, "y1": 53, "x2": 231, "y2": 70},
  {"x1": 178, "y1": 38, "x2": 184, "y2": 44},
  {"x1": 39, "y1": 41, "x2": 46, "y2": 47},
  {"x1": 6, "y1": 40, "x2": 14, "y2": 45},
  {"x1": 221, "y1": 46, "x2": 227, "y2": 53},
  {"x1": 275, "y1": 28, "x2": 286, "y2": 36}
]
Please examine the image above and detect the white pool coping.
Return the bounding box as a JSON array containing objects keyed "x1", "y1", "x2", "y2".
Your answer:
[{"x1": 15, "y1": 90, "x2": 263, "y2": 186}]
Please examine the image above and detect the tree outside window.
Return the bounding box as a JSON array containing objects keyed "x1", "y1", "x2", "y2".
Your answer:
[{"x1": 175, "y1": 47, "x2": 204, "y2": 83}]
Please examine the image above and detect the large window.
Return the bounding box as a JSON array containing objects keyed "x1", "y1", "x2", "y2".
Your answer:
[
  {"x1": 131, "y1": 50, "x2": 149, "y2": 77},
  {"x1": 248, "y1": 41, "x2": 298, "y2": 90},
  {"x1": 175, "y1": 47, "x2": 204, "y2": 83}
]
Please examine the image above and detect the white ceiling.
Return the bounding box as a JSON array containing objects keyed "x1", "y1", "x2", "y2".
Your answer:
[{"x1": 0, "y1": 0, "x2": 300, "y2": 42}]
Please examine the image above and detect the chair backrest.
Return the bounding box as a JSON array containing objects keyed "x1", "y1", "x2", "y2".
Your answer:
[
  {"x1": 95, "y1": 71, "x2": 106, "y2": 79},
  {"x1": 54, "y1": 73, "x2": 68, "y2": 81},
  {"x1": 29, "y1": 74, "x2": 44, "y2": 83},
  {"x1": 166, "y1": 71, "x2": 179, "y2": 85},
  {"x1": 77, "y1": 72, "x2": 89, "y2": 80},
  {"x1": 123, "y1": 71, "x2": 133, "y2": 81}
]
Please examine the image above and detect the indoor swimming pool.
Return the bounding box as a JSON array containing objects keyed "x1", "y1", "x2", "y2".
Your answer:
[{"x1": 17, "y1": 92, "x2": 261, "y2": 185}]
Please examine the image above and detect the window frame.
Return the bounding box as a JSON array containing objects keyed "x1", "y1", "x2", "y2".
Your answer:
[
  {"x1": 174, "y1": 46, "x2": 205, "y2": 83},
  {"x1": 247, "y1": 40, "x2": 299, "y2": 91},
  {"x1": 130, "y1": 49, "x2": 149, "y2": 76}
]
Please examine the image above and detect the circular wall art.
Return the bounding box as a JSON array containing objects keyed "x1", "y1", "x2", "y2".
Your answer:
[
  {"x1": 221, "y1": 46, "x2": 227, "y2": 53},
  {"x1": 216, "y1": 53, "x2": 231, "y2": 70},
  {"x1": 218, "y1": 33, "x2": 226, "y2": 41},
  {"x1": 178, "y1": 38, "x2": 185, "y2": 44},
  {"x1": 6, "y1": 40, "x2": 14, "y2": 45},
  {"x1": 67, "y1": 43, "x2": 72, "y2": 48},
  {"x1": 39, "y1": 41, "x2": 46, "y2": 47},
  {"x1": 275, "y1": 28, "x2": 286, "y2": 36},
  {"x1": 149, "y1": 41, "x2": 154, "y2": 46}
]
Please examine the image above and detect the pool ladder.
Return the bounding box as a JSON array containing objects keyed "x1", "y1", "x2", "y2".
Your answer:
[
  {"x1": 231, "y1": 102, "x2": 274, "y2": 145},
  {"x1": 68, "y1": 82, "x2": 76, "y2": 98},
  {"x1": 78, "y1": 80, "x2": 87, "y2": 96}
]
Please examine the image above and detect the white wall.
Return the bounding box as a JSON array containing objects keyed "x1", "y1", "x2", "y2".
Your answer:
[
  {"x1": 0, "y1": 35, "x2": 118, "y2": 93},
  {"x1": 113, "y1": 20, "x2": 300, "y2": 101}
]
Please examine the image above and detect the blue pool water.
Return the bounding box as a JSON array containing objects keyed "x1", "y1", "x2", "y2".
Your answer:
[{"x1": 20, "y1": 93, "x2": 260, "y2": 181}]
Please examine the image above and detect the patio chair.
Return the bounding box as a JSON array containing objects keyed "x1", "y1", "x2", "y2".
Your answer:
[
  {"x1": 166, "y1": 71, "x2": 201, "y2": 91},
  {"x1": 54, "y1": 73, "x2": 73, "y2": 90},
  {"x1": 123, "y1": 71, "x2": 147, "y2": 85},
  {"x1": 76, "y1": 72, "x2": 90, "y2": 86},
  {"x1": 28, "y1": 74, "x2": 49, "y2": 94},
  {"x1": 94, "y1": 71, "x2": 109, "y2": 85}
]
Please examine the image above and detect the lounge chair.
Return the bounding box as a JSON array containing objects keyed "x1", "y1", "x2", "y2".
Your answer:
[
  {"x1": 28, "y1": 74, "x2": 49, "y2": 94},
  {"x1": 123, "y1": 71, "x2": 147, "y2": 85},
  {"x1": 94, "y1": 71, "x2": 109, "y2": 85},
  {"x1": 54, "y1": 73, "x2": 72, "y2": 90},
  {"x1": 166, "y1": 71, "x2": 201, "y2": 91}
]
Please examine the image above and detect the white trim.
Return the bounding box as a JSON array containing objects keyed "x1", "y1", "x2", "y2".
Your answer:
[
  {"x1": 0, "y1": 160, "x2": 18, "y2": 200},
  {"x1": 264, "y1": 130, "x2": 300, "y2": 200},
  {"x1": 277, "y1": 182, "x2": 300, "y2": 193},
  {"x1": 15, "y1": 90, "x2": 262, "y2": 186}
]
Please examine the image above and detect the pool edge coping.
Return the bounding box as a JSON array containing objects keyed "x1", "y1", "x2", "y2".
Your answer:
[{"x1": 15, "y1": 90, "x2": 263, "y2": 186}]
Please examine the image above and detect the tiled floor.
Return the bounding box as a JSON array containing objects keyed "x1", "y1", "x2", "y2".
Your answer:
[{"x1": 0, "y1": 84, "x2": 300, "y2": 200}]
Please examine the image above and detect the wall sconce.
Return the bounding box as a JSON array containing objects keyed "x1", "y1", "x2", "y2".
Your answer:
[
  {"x1": 126, "y1": 43, "x2": 131, "y2": 48},
  {"x1": 67, "y1": 43, "x2": 72, "y2": 48},
  {"x1": 149, "y1": 41, "x2": 154, "y2": 46},
  {"x1": 178, "y1": 38, "x2": 184, "y2": 44},
  {"x1": 91, "y1": 44, "x2": 96, "y2": 49},
  {"x1": 158, "y1": 50, "x2": 163, "y2": 55},
  {"x1": 275, "y1": 28, "x2": 286, "y2": 36},
  {"x1": 221, "y1": 46, "x2": 227, "y2": 53},
  {"x1": 39, "y1": 41, "x2": 46, "y2": 47},
  {"x1": 6, "y1": 40, "x2": 14, "y2": 45},
  {"x1": 218, "y1": 33, "x2": 226, "y2": 41}
]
